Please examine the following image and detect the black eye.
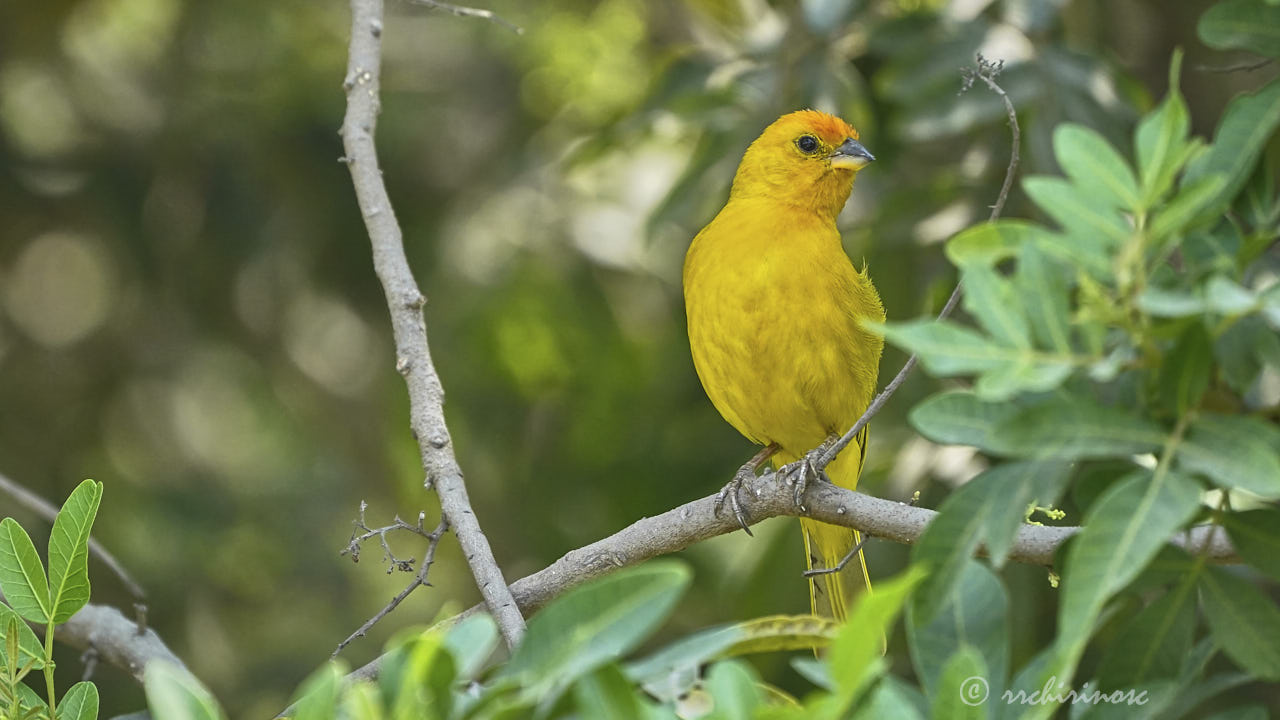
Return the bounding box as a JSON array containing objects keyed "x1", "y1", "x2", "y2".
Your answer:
[{"x1": 797, "y1": 135, "x2": 819, "y2": 154}]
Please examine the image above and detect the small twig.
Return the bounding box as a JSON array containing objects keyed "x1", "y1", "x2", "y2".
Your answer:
[
  {"x1": 815, "y1": 56, "x2": 1019, "y2": 472},
  {"x1": 404, "y1": 0, "x2": 523, "y2": 34},
  {"x1": 342, "y1": 0, "x2": 527, "y2": 648},
  {"x1": 342, "y1": 502, "x2": 438, "y2": 573},
  {"x1": 1194, "y1": 58, "x2": 1274, "y2": 73},
  {"x1": 333, "y1": 519, "x2": 449, "y2": 657},
  {"x1": 132, "y1": 603, "x2": 148, "y2": 637},
  {"x1": 803, "y1": 534, "x2": 872, "y2": 578},
  {"x1": 0, "y1": 471, "x2": 148, "y2": 602}
]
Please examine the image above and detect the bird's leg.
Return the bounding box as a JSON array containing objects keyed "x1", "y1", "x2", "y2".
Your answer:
[
  {"x1": 715, "y1": 442, "x2": 780, "y2": 536},
  {"x1": 779, "y1": 435, "x2": 840, "y2": 512}
]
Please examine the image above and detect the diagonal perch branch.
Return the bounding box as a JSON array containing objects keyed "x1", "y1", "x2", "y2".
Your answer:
[
  {"x1": 340, "y1": 0, "x2": 526, "y2": 648},
  {"x1": 344, "y1": 473, "x2": 1240, "y2": 683}
]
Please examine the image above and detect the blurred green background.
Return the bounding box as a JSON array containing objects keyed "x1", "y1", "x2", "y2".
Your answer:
[{"x1": 0, "y1": 0, "x2": 1274, "y2": 714}]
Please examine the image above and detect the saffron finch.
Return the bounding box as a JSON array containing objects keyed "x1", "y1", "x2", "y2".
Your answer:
[{"x1": 683, "y1": 110, "x2": 884, "y2": 620}]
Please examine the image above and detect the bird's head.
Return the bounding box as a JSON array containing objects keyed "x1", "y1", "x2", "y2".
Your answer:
[{"x1": 729, "y1": 110, "x2": 874, "y2": 217}]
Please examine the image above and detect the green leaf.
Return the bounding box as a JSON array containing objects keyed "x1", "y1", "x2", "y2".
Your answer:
[
  {"x1": 907, "y1": 391, "x2": 1020, "y2": 452},
  {"x1": 501, "y1": 560, "x2": 690, "y2": 704},
  {"x1": 874, "y1": 319, "x2": 1009, "y2": 374},
  {"x1": 1184, "y1": 77, "x2": 1280, "y2": 219},
  {"x1": 945, "y1": 220, "x2": 1041, "y2": 267},
  {"x1": 1095, "y1": 582, "x2": 1197, "y2": 689},
  {"x1": 1053, "y1": 123, "x2": 1140, "y2": 211},
  {"x1": 973, "y1": 361, "x2": 1074, "y2": 402},
  {"x1": 48, "y1": 479, "x2": 103, "y2": 624},
  {"x1": 992, "y1": 397, "x2": 1166, "y2": 460},
  {"x1": 1148, "y1": 173, "x2": 1227, "y2": 240},
  {"x1": 1199, "y1": 567, "x2": 1280, "y2": 680},
  {"x1": 0, "y1": 517, "x2": 51, "y2": 623},
  {"x1": 1137, "y1": 287, "x2": 1206, "y2": 318},
  {"x1": 145, "y1": 661, "x2": 227, "y2": 720},
  {"x1": 290, "y1": 663, "x2": 342, "y2": 720},
  {"x1": 339, "y1": 682, "x2": 384, "y2": 720},
  {"x1": 444, "y1": 612, "x2": 499, "y2": 681},
  {"x1": 1204, "y1": 276, "x2": 1259, "y2": 315},
  {"x1": 1057, "y1": 470, "x2": 1202, "y2": 659},
  {"x1": 850, "y1": 676, "x2": 927, "y2": 720},
  {"x1": 703, "y1": 660, "x2": 762, "y2": 720},
  {"x1": 1198, "y1": 0, "x2": 1280, "y2": 57},
  {"x1": 573, "y1": 664, "x2": 648, "y2": 720},
  {"x1": 980, "y1": 462, "x2": 1073, "y2": 566},
  {"x1": 1157, "y1": 323, "x2": 1212, "y2": 417},
  {"x1": 1135, "y1": 51, "x2": 1191, "y2": 208},
  {"x1": 1176, "y1": 413, "x2": 1280, "y2": 498},
  {"x1": 1023, "y1": 175, "x2": 1131, "y2": 246},
  {"x1": 1222, "y1": 509, "x2": 1280, "y2": 581},
  {"x1": 393, "y1": 628, "x2": 454, "y2": 718},
  {"x1": 1014, "y1": 243, "x2": 1072, "y2": 353},
  {"x1": 827, "y1": 567, "x2": 927, "y2": 710},
  {"x1": 627, "y1": 615, "x2": 836, "y2": 698},
  {"x1": 930, "y1": 646, "x2": 989, "y2": 720},
  {"x1": 55, "y1": 682, "x2": 99, "y2": 720},
  {"x1": 0, "y1": 602, "x2": 45, "y2": 672},
  {"x1": 908, "y1": 561, "x2": 1008, "y2": 701},
  {"x1": 960, "y1": 263, "x2": 1030, "y2": 348},
  {"x1": 1215, "y1": 316, "x2": 1280, "y2": 393}
]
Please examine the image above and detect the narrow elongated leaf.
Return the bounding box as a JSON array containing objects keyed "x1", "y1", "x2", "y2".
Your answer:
[
  {"x1": 1137, "y1": 287, "x2": 1206, "y2": 318},
  {"x1": 1184, "y1": 77, "x2": 1280, "y2": 219},
  {"x1": 1198, "y1": 0, "x2": 1280, "y2": 57},
  {"x1": 1015, "y1": 243, "x2": 1072, "y2": 353},
  {"x1": 54, "y1": 681, "x2": 98, "y2": 720},
  {"x1": 980, "y1": 461, "x2": 1073, "y2": 566},
  {"x1": 1054, "y1": 123, "x2": 1140, "y2": 211},
  {"x1": 1222, "y1": 509, "x2": 1280, "y2": 581},
  {"x1": 1204, "y1": 275, "x2": 1259, "y2": 315},
  {"x1": 992, "y1": 398, "x2": 1166, "y2": 460},
  {"x1": 1176, "y1": 413, "x2": 1280, "y2": 498},
  {"x1": 48, "y1": 479, "x2": 103, "y2": 623},
  {"x1": 974, "y1": 360, "x2": 1073, "y2": 401},
  {"x1": 444, "y1": 613, "x2": 498, "y2": 681},
  {"x1": 960, "y1": 263, "x2": 1030, "y2": 348},
  {"x1": 1023, "y1": 176, "x2": 1131, "y2": 246},
  {"x1": 945, "y1": 220, "x2": 1043, "y2": 267},
  {"x1": 1199, "y1": 567, "x2": 1280, "y2": 680},
  {"x1": 1095, "y1": 582, "x2": 1197, "y2": 689},
  {"x1": 874, "y1": 319, "x2": 1012, "y2": 375},
  {"x1": 1148, "y1": 174, "x2": 1227, "y2": 240},
  {"x1": 908, "y1": 561, "x2": 1008, "y2": 702},
  {"x1": 0, "y1": 602, "x2": 45, "y2": 671},
  {"x1": 1057, "y1": 470, "x2": 1202, "y2": 656},
  {"x1": 1135, "y1": 51, "x2": 1191, "y2": 207},
  {"x1": 828, "y1": 567, "x2": 926, "y2": 710},
  {"x1": 502, "y1": 561, "x2": 690, "y2": 702},
  {"x1": 0, "y1": 518, "x2": 51, "y2": 623},
  {"x1": 907, "y1": 391, "x2": 1020, "y2": 452},
  {"x1": 291, "y1": 663, "x2": 342, "y2": 720}
]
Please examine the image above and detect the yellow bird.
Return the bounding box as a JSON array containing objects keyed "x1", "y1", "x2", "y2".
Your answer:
[{"x1": 683, "y1": 110, "x2": 884, "y2": 621}]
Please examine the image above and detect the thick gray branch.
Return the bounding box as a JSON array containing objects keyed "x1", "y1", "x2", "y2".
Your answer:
[
  {"x1": 345, "y1": 472, "x2": 1238, "y2": 682},
  {"x1": 340, "y1": 0, "x2": 525, "y2": 647},
  {"x1": 58, "y1": 603, "x2": 187, "y2": 683}
]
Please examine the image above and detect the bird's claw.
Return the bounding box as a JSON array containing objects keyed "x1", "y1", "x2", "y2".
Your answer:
[
  {"x1": 778, "y1": 449, "x2": 831, "y2": 513},
  {"x1": 714, "y1": 464, "x2": 756, "y2": 536}
]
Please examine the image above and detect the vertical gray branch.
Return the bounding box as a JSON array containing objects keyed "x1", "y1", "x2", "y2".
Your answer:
[{"x1": 339, "y1": 0, "x2": 526, "y2": 648}]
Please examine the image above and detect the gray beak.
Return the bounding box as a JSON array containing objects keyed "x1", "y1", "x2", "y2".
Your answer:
[{"x1": 835, "y1": 138, "x2": 874, "y2": 163}]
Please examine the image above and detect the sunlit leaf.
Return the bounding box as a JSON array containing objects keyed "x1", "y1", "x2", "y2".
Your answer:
[
  {"x1": 960, "y1": 263, "x2": 1030, "y2": 348},
  {"x1": 0, "y1": 518, "x2": 51, "y2": 624},
  {"x1": 1135, "y1": 51, "x2": 1192, "y2": 208},
  {"x1": 145, "y1": 661, "x2": 227, "y2": 720},
  {"x1": 1023, "y1": 176, "x2": 1131, "y2": 246},
  {"x1": 54, "y1": 681, "x2": 98, "y2": 720},
  {"x1": 48, "y1": 479, "x2": 102, "y2": 623},
  {"x1": 930, "y1": 646, "x2": 989, "y2": 720},
  {"x1": 1054, "y1": 123, "x2": 1140, "y2": 211}
]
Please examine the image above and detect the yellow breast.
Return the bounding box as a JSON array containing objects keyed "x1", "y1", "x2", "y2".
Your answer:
[{"x1": 683, "y1": 198, "x2": 884, "y2": 458}]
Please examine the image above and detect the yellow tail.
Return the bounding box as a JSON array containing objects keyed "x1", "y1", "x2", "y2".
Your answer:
[{"x1": 790, "y1": 429, "x2": 872, "y2": 622}]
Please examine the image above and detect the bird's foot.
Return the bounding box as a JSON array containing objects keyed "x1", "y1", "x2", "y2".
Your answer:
[
  {"x1": 777, "y1": 443, "x2": 835, "y2": 512},
  {"x1": 714, "y1": 443, "x2": 780, "y2": 536},
  {"x1": 714, "y1": 464, "x2": 757, "y2": 536}
]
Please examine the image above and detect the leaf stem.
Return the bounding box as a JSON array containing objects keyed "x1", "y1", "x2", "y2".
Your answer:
[{"x1": 43, "y1": 621, "x2": 55, "y2": 716}]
